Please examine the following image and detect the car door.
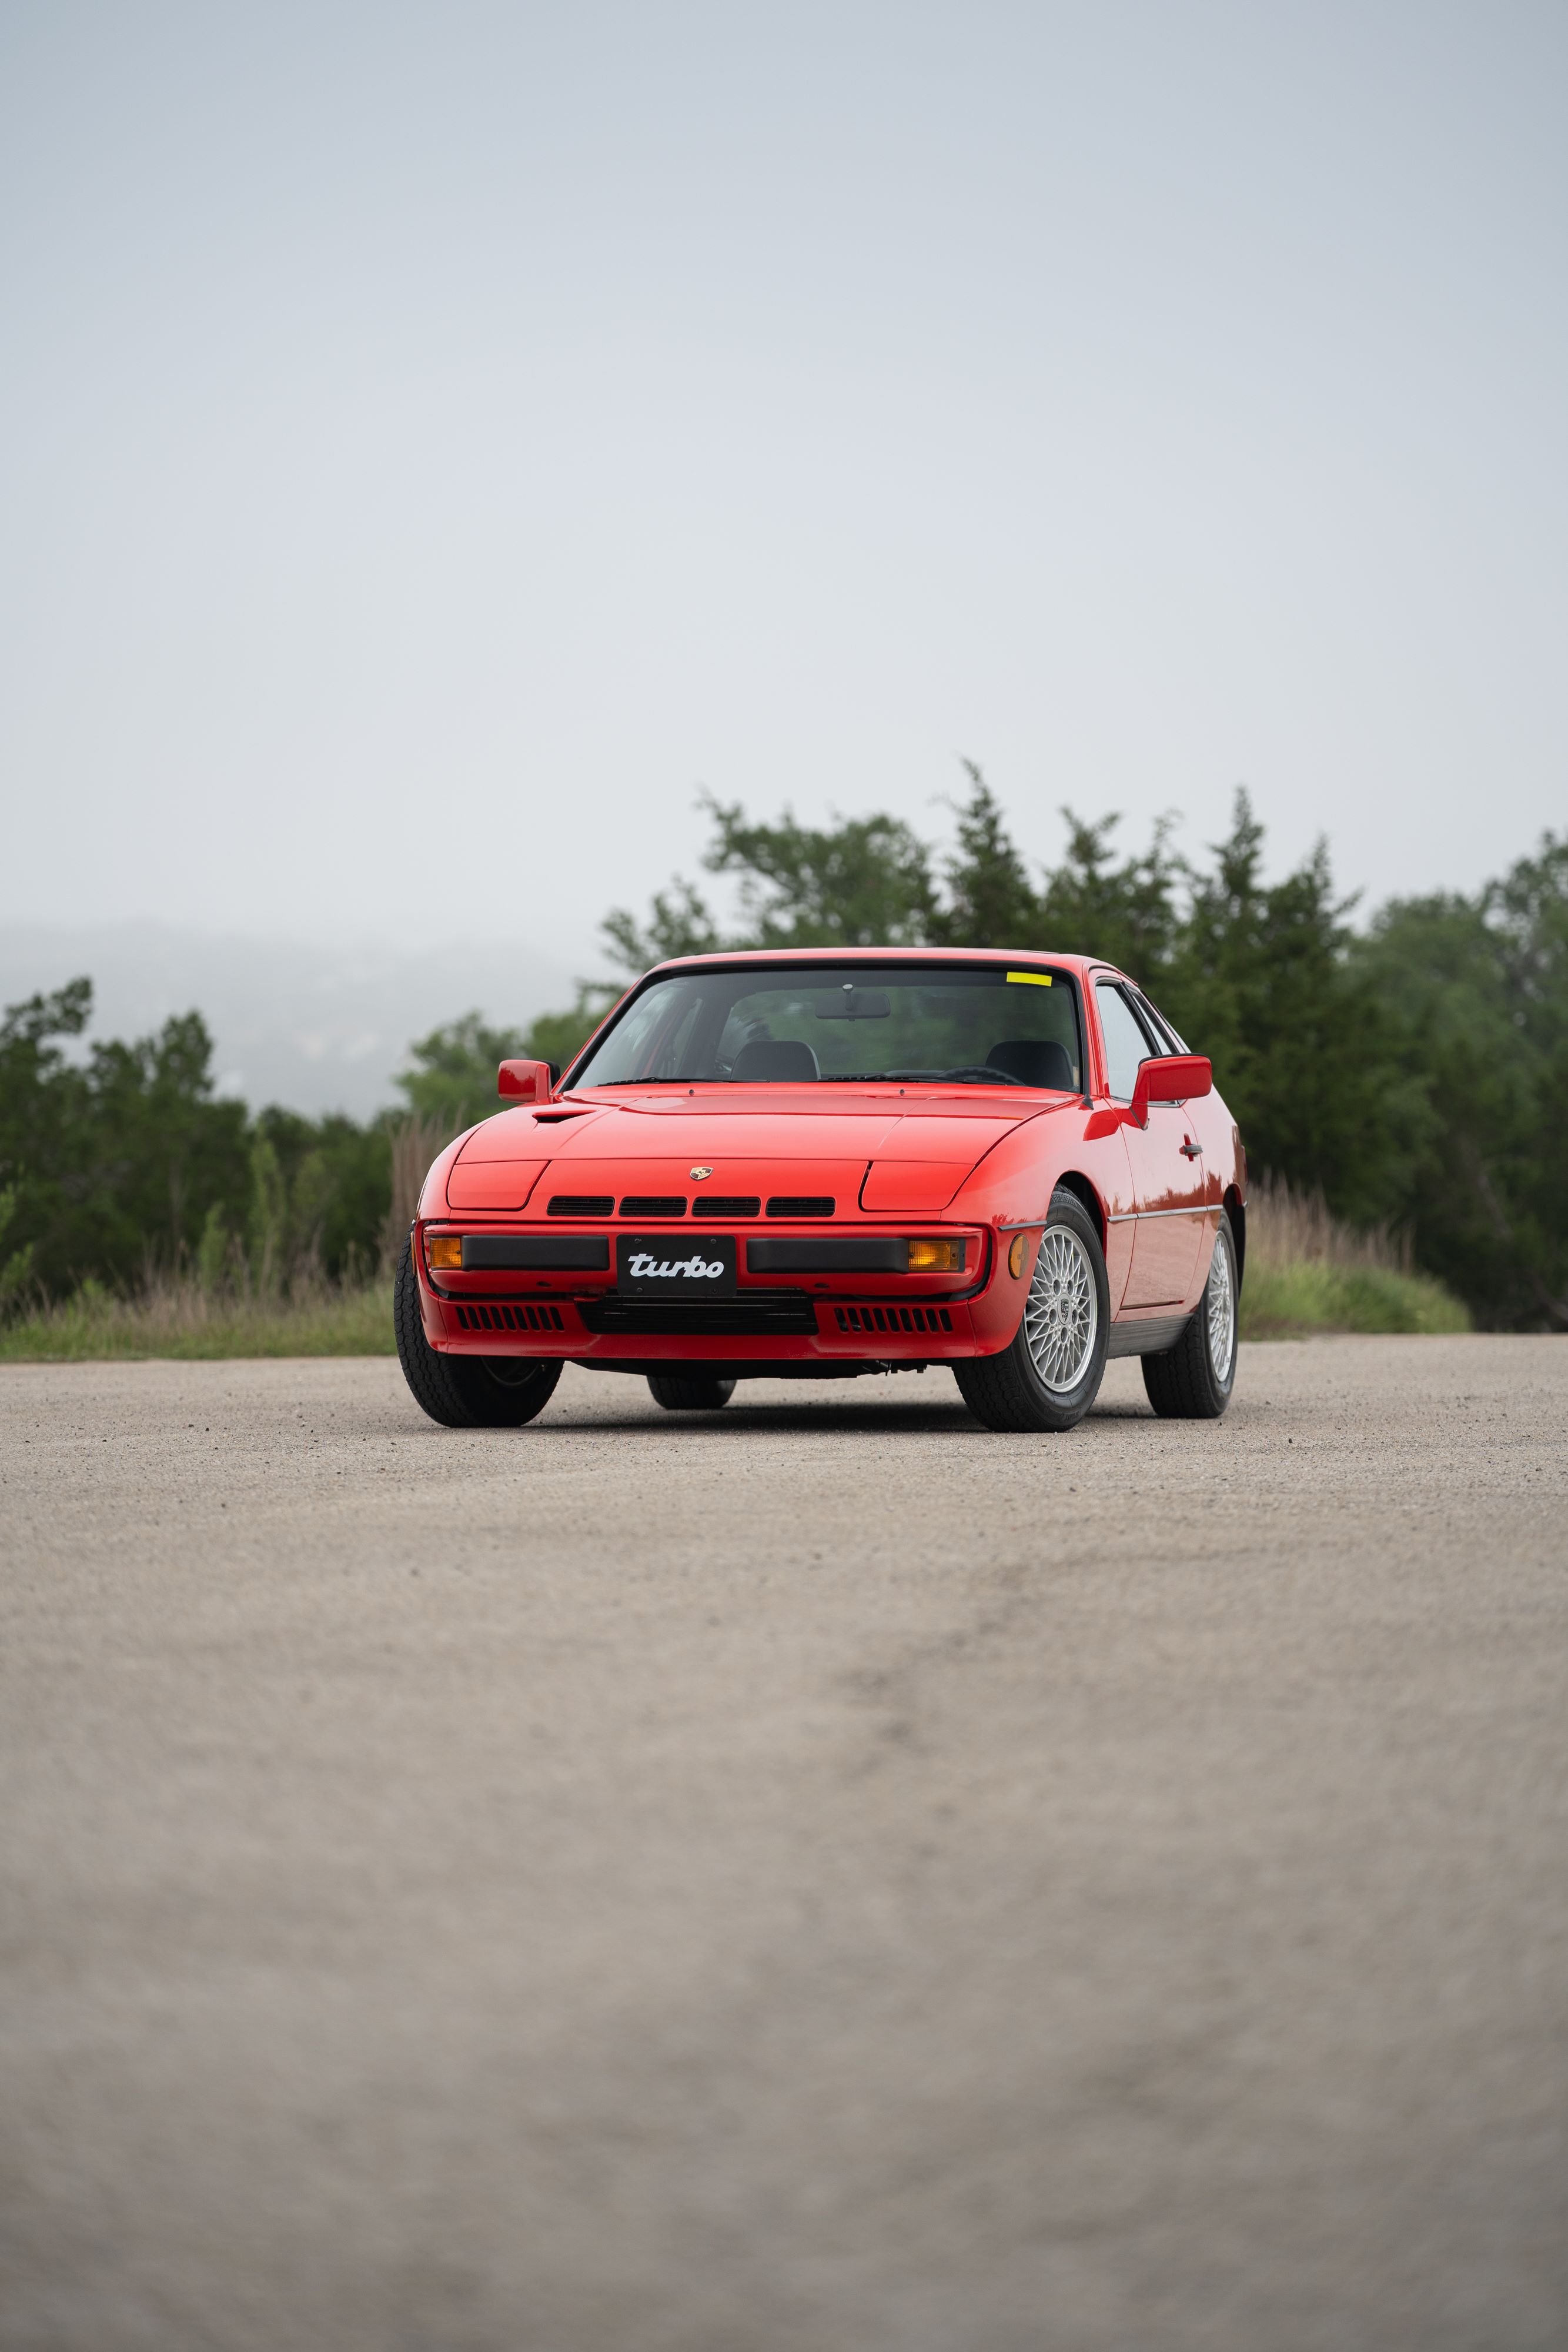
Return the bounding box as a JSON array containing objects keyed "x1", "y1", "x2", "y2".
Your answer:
[{"x1": 1094, "y1": 978, "x2": 1208, "y2": 1308}]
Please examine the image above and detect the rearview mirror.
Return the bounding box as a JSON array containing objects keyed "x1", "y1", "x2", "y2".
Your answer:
[
  {"x1": 814, "y1": 987, "x2": 891, "y2": 1020},
  {"x1": 497, "y1": 1058, "x2": 553, "y2": 1104},
  {"x1": 1128, "y1": 1053, "x2": 1212, "y2": 1127}
]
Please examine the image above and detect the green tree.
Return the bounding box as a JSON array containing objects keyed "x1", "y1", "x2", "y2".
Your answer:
[
  {"x1": 396, "y1": 1012, "x2": 532, "y2": 1131},
  {"x1": 1358, "y1": 834, "x2": 1568, "y2": 1326},
  {"x1": 930, "y1": 764, "x2": 1042, "y2": 949},
  {"x1": 1162, "y1": 794, "x2": 1403, "y2": 1224},
  {"x1": 0, "y1": 977, "x2": 395, "y2": 1304},
  {"x1": 0, "y1": 980, "x2": 252, "y2": 1298},
  {"x1": 1034, "y1": 808, "x2": 1184, "y2": 983},
  {"x1": 696, "y1": 793, "x2": 938, "y2": 950},
  {"x1": 528, "y1": 791, "x2": 946, "y2": 1072}
]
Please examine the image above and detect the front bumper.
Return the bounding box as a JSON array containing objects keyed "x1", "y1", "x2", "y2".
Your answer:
[{"x1": 414, "y1": 1217, "x2": 1025, "y2": 1368}]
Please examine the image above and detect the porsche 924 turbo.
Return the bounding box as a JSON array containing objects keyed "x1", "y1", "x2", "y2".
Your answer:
[{"x1": 394, "y1": 950, "x2": 1246, "y2": 1433}]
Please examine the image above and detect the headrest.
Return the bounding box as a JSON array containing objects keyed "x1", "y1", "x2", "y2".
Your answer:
[
  {"x1": 731, "y1": 1037, "x2": 821, "y2": 1082},
  {"x1": 987, "y1": 1038, "x2": 1075, "y2": 1091}
]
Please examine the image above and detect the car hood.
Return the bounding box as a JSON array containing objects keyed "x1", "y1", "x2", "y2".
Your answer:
[{"x1": 444, "y1": 1088, "x2": 1057, "y2": 1215}]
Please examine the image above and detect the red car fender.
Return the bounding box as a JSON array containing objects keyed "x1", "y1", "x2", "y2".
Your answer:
[
  {"x1": 412, "y1": 1132, "x2": 476, "y2": 1347},
  {"x1": 946, "y1": 1103, "x2": 1137, "y2": 1336},
  {"x1": 416, "y1": 1131, "x2": 473, "y2": 1224}
]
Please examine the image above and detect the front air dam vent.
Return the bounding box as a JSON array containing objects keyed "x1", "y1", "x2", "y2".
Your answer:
[
  {"x1": 454, "y1": 1303, "x2": 566, "y2": 1334},
  {"x1": 618, "y1": 1196, "x2": 687, "y2": 1218},
  {"x1": 548, "y1": 1195, "x2": 613, "y2": 1217},
  {"x1": 835, "y1": 1305, "x2": 954, "y2": 1335},
  {"x1": 765, "y1": 1197, "x2": 834, "y2": 1218},
  {"x1": 689, "y1": 1197, "x2": 761, "y2": 1219}
]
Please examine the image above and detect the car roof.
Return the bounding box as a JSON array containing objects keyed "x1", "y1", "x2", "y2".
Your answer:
[{"x1": 643, "y1": 947, "x2": 1113, "y2": 980}]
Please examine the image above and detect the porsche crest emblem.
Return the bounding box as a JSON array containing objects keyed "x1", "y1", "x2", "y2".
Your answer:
[{"x1": 690, "y1": 1165, "x2": 713, "y2": 1181}]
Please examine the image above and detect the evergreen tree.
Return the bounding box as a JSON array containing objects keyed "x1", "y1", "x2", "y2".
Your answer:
[
  {"x1": 1034, "y1": 808, "x2": 1183, "y2": 983},
  {"x1": 1358, "y1": 834, "x2": 1568, "y2": 1326},
  {"x1": 698, "y1": 793, "x2": 938, "y2": 949},
  {"x1": 930, "y1": 764, "x2": 1041, "y2": 948},
  {"x1": 1166, "y1": 794, "x2": 1401, "y2": 1224}
]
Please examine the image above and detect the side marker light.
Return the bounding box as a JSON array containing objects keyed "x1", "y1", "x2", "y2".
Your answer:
[
  {"x1": 427, "y1": 1234, "x2": 463, "y2": 1270},
  {"x1": 1008, "y1": 1233, "x2": 1028, "y2": 1279}
]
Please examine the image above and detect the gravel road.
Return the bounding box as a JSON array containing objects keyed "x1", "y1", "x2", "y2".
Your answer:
[{"x1": 2, "y1": 1338, "x2": 1566, "y2": 2351}]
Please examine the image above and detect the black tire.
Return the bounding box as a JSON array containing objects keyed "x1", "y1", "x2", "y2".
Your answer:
[
  {"x1": 954, "y1": 1188, "x2": 1110, "y2": 1433},
  {"x1": 394, "y1": 1235, "x2": 564, "y2": 1429},
  {"x1": 646, "y1": 1373, "x2": 737, "y2": 1411},
  {"x1": 1141, "y1": 1210, "x2": 1239, "y2": 1420}
]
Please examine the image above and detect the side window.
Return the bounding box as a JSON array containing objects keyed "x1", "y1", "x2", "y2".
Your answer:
[
  {"x1": 1131, "y1": 987, "x2": 1186, "y2": 1055},
  {"x1": 1095, "y1": 981, "x2": 1157, "y2": 1102}
]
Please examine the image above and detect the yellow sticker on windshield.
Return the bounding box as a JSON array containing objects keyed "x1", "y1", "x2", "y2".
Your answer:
[{"x1": 1006, "y1": 970, "x2": 1052, "y2": 985}]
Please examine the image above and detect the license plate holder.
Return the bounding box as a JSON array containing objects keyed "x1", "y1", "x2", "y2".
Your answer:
[{"x1": 617, "y1": 1232, "x2": 738, "y2": 1298}]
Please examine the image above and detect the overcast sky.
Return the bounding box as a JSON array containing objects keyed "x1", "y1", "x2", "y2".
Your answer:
[{"x1": 4, "y1": 1, "x2": 1564, "y2": 973}]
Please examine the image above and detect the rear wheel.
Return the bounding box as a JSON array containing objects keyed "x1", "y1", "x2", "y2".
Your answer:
[
  {"x1": 1141, "y1": 1211, "x2": 1238, "y2": 1419},
  {"x1": 394, "y1": 1236, "x2": 563, "y2": 1428},
  {"x1": 646, "y1": 1374, "x2": 737, "y2": 1411},
  {"x1": 954, "y1": 1188, "x2": 1110, "y2": 1433}
]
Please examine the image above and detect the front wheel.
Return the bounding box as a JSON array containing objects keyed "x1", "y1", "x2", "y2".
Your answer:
[
  {"x1": 954, "y1": 1188, "x2": 1110, "y2": 1432},
  {"x1": 1141, "y1": 1210, "x2": 1239, "y2": 1419},
  {"x1": 394, "y1": 1236, "x2": 563, "y2": 1428},
  {"x1": 646, "y1": 1374, "x2": 737, "y2": 1411}
]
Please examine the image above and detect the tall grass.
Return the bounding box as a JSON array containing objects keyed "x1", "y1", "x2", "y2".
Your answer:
[
  {"x1": 380, "y1": 1112, "x2": 452, "y2": 1267},
  {"x1": 0, "y1": 1268, "x2": 396, "y2": 1362},
  {"x1": 1240, "y1": 1174, "x2": 1468, "y2": 1337},
  {"x1": 0, "y1": 1161, "x2": 1469, "y2": 1361},
  {"x1": 0, "y1": 1112, "x2": 461, "y2": 1362}
]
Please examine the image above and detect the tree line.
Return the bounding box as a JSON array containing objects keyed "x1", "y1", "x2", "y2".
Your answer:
[{"x1": 4, "y1": 771, "x2": 1564, "y2": 1327}]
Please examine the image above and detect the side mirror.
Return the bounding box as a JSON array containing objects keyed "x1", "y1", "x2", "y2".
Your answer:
[
  {"x1": 497, "y1": 1057, "x2": 553, "y2": 1104},
  {"x1": 1128, "y1": 1053, "x2": 1212, "y2": 1127}
]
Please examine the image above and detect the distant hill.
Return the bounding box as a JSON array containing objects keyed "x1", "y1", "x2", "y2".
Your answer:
[{"x1": 0, "y1": 924, "x2": 574, "y2": 1120}]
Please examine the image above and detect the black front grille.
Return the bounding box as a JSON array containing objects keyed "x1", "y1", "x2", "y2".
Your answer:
[
  {"x1": 549, "y1": 1195, "x2": 613, "y2": 1217},
  {"x1": 454, "y1": 1302, "x2": 566, "y2": 1334},
  {"x1": 689, "y1": 1196, "x2": 761, "y2": 1219},
  {"x1": 577, "y1": 1289, "x2": 817, "y2": 1337},
  {"x1": 766, "y1": 1196, "x2": 834, "y2": 1218},
  {"x1": 619, "y1": 1195, "x2": 686, "y2": 1218},
  {"x1": 835, "y1": 1304, "x2": 953, "y2": 1335},
  {"x1": 462, "y1": 1235, "x2": 608, "y2": 1271},
  {"x1": 749, "y1": 1236, "x2": 906, "y2": 1274}
]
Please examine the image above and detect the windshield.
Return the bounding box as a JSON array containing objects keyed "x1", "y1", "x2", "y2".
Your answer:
[{"x1": 569, "y1": 964, "x2": 1084, "y2": 1091}]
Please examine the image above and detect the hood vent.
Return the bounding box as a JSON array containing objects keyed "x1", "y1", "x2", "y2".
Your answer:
[
  {"x1": 765, "y1": 1196, "x2": 834, "y2": 1218},
  {"x1": 618, "y1": 1195, "x2": 687, "y2": 1218},
  {"x1": 690, "y1": 1196, "x2": 761, "y2": 1219},
  {"x1": 548, "y1": 1195, "x2": 613, "y2": 1217}
]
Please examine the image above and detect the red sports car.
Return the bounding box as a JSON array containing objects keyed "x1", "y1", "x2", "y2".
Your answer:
[{"x1": 394, "y1": 949, "x2": 1245, "y2": 1433}]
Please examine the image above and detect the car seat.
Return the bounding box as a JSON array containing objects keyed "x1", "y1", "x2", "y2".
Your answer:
[
  {"x1": 731, "y1": 1038, "x2": 822, "y2": 1081},
  {"x1": 987, "y1": 1038, "x2": 1075, "y2": 1090}
]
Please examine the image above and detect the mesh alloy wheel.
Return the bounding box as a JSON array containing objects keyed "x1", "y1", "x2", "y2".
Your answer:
[
  {"x1": 1141, "y1": 1210, "x2": 1240, "y2": 1421},
  {"x1": 954, "y1": 1188, "x2": 1111, "y2": 1434},
  {"x1": 1023, "y1": 1225, "x2": 1099, "y2": 1393},
  {"x1": 1205, "y1": 1224, "x2": 1236, "y2": 1384}
]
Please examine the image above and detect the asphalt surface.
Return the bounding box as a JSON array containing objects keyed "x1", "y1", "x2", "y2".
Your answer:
[{"x1": 2, "y1": 1337, "x2": 1566, "y2": 2352}]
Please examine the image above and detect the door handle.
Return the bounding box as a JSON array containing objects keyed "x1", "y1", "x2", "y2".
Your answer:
[{"x1": 1179, "y1": 1139, "x2": 1203, "y2": 1159}]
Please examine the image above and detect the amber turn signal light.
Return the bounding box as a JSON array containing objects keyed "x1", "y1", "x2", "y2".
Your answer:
[
  {"x1": 1008, "y1": 1232, "x2": 1028, "y2": 1278},
  {"x1": 907, "y1": 1237, "x2": 963, "y2": 1272},
  {"x1": 426, "y1": 1234, "x2": 463, "y2": 1271}
]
